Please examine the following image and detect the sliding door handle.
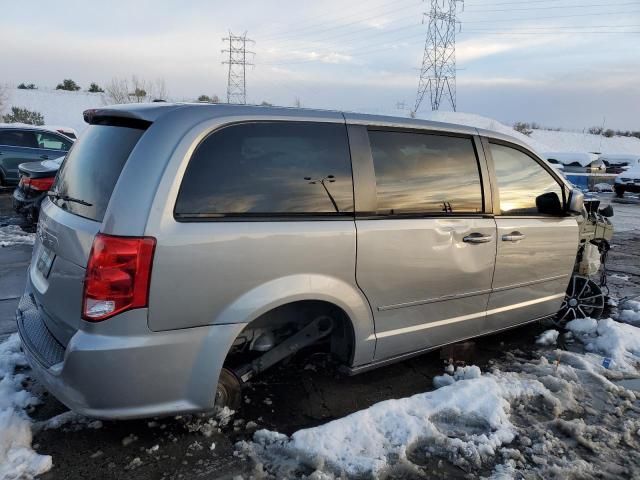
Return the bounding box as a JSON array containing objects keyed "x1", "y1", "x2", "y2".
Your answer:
[
  {"x1": 502, "y1": 232, "x2": 526, "y2": 242},
  {"x1": 463, "y1": 233, "x2": 493, "y2": 244}
]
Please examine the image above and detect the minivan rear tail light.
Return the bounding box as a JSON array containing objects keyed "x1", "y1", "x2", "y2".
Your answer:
[{"x1": 82, "y1": 233, "x2": 156, "y2": 322}]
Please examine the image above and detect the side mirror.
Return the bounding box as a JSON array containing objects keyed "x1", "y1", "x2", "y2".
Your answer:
[
  {"x1": 567, "y1": 188, "x2": 584, "y2": 214},
  {"x1": 536, "y1": 192, "x2": 563, "y2": 215}
]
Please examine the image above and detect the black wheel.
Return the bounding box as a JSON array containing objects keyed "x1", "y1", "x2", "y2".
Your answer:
[
  {"x1": 215, "y1": 368, "x2": 242, "y2": 410},
  {"x1": 614, "y1": 185, "x2": 625, "y2": 198},
  {"x1": 554, "y1": 275, "x2": 605, "y2": 327}
]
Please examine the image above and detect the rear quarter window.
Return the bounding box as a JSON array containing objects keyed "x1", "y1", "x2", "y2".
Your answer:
[
  {"x1": 51, "y1": 125, "x2": 145, "y2": 221},
  {"x1": 175, "y1": 121, "x2": 354, "y2": 218}
]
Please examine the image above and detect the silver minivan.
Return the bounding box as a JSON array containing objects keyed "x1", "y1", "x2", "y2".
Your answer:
[{"x1": 17, "y1": 103, "x2": 584, "y2": 419}]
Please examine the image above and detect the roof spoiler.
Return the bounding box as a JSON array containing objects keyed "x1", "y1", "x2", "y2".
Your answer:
[{"x1": 83, "y1": 109, "x2": 152, "y2": 130}]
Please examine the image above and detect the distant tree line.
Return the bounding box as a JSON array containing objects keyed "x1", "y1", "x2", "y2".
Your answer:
[
  {"x1": 9, "y1": 77, "x2": 302, "y2": 109},
  {"x1": 514, "y1": 121, "x2": 639, "y2": 139},
  {"x1": 587, "y1": 126, "x2": 640, "y2": 139},
  {"x1": 513, "y1": 121, "x2": 561, "y2": 136}
]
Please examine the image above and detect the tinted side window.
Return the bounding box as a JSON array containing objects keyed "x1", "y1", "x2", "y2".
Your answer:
[
  {"x1": 368, "y1": 130, "x2": 483, "y2": 214},
  {"x1": 175, "y1": 122, "x2": 353, "y2": 217},
  {"x1": 0, "y1": 130, "x2": 39, "y2": 148},
  {"x1": 490, "y1": 143, "x2": 565, "y2": 215},
  {"x1": 36, "y1": 132, "x2": 72, "y2": 151}
]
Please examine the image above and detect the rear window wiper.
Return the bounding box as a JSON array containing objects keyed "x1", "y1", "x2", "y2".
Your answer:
[{"x1": 47, "y1": 191, "x2": 93, "y2": 207}]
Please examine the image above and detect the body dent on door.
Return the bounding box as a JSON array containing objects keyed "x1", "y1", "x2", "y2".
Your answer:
[{"x1": 355, "y1": 217, "x2": 496, "y2": 360}]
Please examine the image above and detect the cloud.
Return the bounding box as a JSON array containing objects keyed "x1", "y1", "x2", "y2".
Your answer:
[{"x1": 456, "y1": 32, "x2": 567, "y2": 63}]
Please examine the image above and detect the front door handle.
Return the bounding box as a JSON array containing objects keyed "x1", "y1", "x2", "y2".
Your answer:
[
  {"x1": 463, "y1": 233, "x2": 493, "y2": 244},
  {"x1": 40, "y1": 155, "x2": 49, "y2": 160},
  {"x1": 502, "y1": 231, "x2": 526, "y2": 242}
]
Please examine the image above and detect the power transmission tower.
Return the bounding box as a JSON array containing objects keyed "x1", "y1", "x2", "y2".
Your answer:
[
  {"x1": 414, "y1": 0, "x2": 463, "y2": 114},
  {"x1": 222, "y1": 32, "x2": 254, "y2": 104}
]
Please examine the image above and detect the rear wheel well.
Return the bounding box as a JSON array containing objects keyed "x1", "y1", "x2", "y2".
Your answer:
[{"x1": 225, "y1": 300, "x2": 355, "y2": 368}]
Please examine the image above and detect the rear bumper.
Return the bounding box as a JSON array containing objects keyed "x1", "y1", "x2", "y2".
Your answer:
[
  {"x1": 13, "y1": 188, "x2": 46, "y2": 213},
  {"x1": 17, "y1": 289, "x2": 246, "y2": 419}
]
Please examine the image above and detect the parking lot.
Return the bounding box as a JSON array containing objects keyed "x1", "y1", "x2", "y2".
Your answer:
[{"x1": 1, "y1": 187, "x2": 640, "y2": 479}]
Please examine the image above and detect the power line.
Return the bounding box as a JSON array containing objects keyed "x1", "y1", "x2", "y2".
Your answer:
[
  {"x1": 259, "y1": 1, "x2": 420, "y2": 42},
  {"x1": 259, "y1": 6, "x2": 640, "y2": 53},
  {"x1": 464, "y1": 1, "x2": 639, "y2": 13},
  {"x1": 257, "y1": 23, "x2": 640, "y2": 67},
  {"x1": 222, "y1": 32, "x2": 255, "y2": 104},
  {"x1": 254, "y1": 0, "x2": 416, "y2": 39},
  {"x1": 259, "y1": 0, "x2": 637, "y2": 44},
  {"x1": 464, "y1": 8, "x2": 640, "y2": 22},
  {"x1": 462, "y1": 30, "x2": 640, "y2": 34}
]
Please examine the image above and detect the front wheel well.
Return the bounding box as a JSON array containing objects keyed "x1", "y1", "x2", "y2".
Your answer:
[{"x1": 225, "y1": 300, "x2": 356, "y2": 368}]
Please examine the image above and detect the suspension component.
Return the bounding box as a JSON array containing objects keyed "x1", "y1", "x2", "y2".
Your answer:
[{"x1": 233, "y1": 315, "x2": 334, "y2": 384}]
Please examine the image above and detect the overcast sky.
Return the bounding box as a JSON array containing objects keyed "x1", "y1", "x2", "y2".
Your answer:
[{"x1": 1, "y1": 0, "x2": 639, "y2": 129}]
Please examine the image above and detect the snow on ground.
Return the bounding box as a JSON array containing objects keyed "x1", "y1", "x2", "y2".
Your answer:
[
  {"x1": 418, "y1": 112, "x2": 640, "y2": 163},
  {"x1": 610, "y1": 205, "x2": 640, "y2": 233},
  {"x1": 615, "y1": 300, "x2": 640, "y2": 325},
  {"x1": 0, "y1": 334, "x2": 51, "y2": 480},
  {"x1": 0, "y1": 226, "x2": 35, "y2": 248},
  {"x1": 418, "y1": 111, "x2": 549, "y2": 154},
  {"x1": 3, "y1": 87, "x2": 105, "y2": 134},
  {"x1": 566, "y1": 317, "x2": 640, "y2": 372},
  {"x1": 536, "y1": 329, "x2": 559, "y2": 346},
  {"x1": 238, "y1": 316, "x2": 640, "y2": 478},
  {"x1": 531, "y1": 129, "x2": 640, "y2": 156}
]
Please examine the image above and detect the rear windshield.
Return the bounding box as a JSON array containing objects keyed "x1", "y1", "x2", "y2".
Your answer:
[{"x1": 51, "y1": 125, "x2": 145, "y2": 221}]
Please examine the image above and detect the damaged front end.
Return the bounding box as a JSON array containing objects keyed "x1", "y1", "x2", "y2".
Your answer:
[{"x1": 556, "y1": 198, "x2": 614, "y2": 324}]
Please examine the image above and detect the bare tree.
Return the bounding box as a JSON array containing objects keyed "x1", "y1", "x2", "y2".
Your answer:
[
  {"x1": 153, "y1": 78, "x2": 167, "y2": 102},
  {"x1": 293, "y1": 97, "x2": 302, "y2": 108},
  {"x1": 104, "y1": 76, "x2": 168, "y2": 105},
  {"x1": 104, "y1": 77, "x2": 131, "y2": 104},
  {"x1": 513, "y1": 121, "x2": 533, "y2": 136}
]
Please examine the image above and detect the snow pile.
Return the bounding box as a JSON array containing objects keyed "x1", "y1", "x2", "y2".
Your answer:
[
  {"x1": 567, "y1": 317, "x2": 640, "y2": 372},
  {"x1": 239, "y1": 318, "x2": 640, "y2": 478},
  {"x1": 0, "y1": 334, "x2": 52, "y2": 479},
  {"x1": 0, "y1": 226, "x2": 35, "y2": 248},
  {"x1": 536, "y1": 329, "x2": 560, "y2": 346},
  {"x1": 543, "y1": 151, "x2": 599, "y2": 167},
  {"x1": 4, "y1": 87, "x2": 105, "y2": 134},
  {"x1": 615, "y1": 300, "x2": 640, "y2": 326},
  {"x1": 433, "y1": 364, "x2": 482, "y2": 388},
  {"x1": 239, "y1": 370, "x2": 553, "y2": 477},
  {"x1": 417, "y1": 111, "x2": 549, "y2": 154},
  {"x1": 530, "y1": 129, "x2": 640, "y2": 157}
]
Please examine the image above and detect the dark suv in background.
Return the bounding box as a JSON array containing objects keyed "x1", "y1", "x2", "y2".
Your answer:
[{"x1": 0, "y1": 124, "x2": 73, "y2": 186}]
